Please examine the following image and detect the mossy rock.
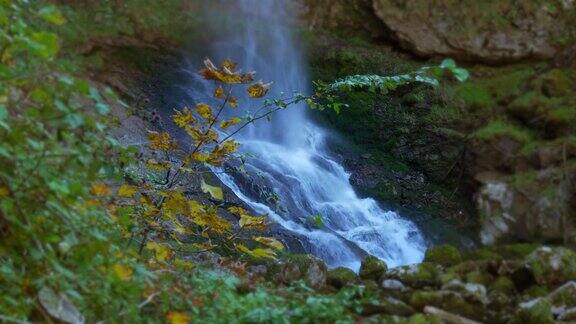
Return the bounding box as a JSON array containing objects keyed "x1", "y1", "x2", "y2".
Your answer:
[
  {"x1": 359, "y1": 256, "x2": 387, "y2": 281},
  {"x1": 513, "y1": 298, "x2": 554, "y2": 324},
  {"x1": 525, "y1": 246, "x2": 576, "y2": 286},
  {"x1": 466, "y1": 270, "x2": 494, "y2": 286},
  {"x1": 424, "y1": 244, "x2": 462, "y2": 267},
  {"x1": 409, "y1": 290, "x2": 483, "y2": 320},
  {"x1": 278, "y1": 254, "x2": 328, "y2": 289},
  {"x1": 386, "y1": 262, "x2": 441, "y2": 288},
  {"x1": 464, "y1": 247, "x2": 503, "y2": 262},
  {"x1": 537, "y1": 68, "x2": 574, "y2": 98},
  {"x1": 327, "y1": 267, "x2": 357, "y2": 289},
  {"x1": 490, "y1": 276, "x2": 516, "y2": 294}
]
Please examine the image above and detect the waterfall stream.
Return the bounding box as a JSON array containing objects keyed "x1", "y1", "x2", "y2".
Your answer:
[{"x1": 179, "y1": 0, "x2": 426, "y2": 271}]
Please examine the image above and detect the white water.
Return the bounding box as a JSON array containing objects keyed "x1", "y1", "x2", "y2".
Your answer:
[{"x1": 185, "y1": 0, "x2": 426, "y2": 271}]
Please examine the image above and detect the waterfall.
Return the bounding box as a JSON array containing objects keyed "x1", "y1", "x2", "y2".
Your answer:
[{"x1": 181, "y1": 0, "x2": 426, "y2": 271}]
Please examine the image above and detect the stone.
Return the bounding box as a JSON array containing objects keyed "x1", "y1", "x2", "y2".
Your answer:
[
  {"x1": 385, "y1": 262, "x2": 441, "y2": 288},
  {"x1": 490, "y1": 276, "x2": 516, "y2": 295},
  {"x1": 443, "y1": 280, "x2": 488, "y2": 304},
  {"x1": 548, "y1": 281, "x2": 576, "y2": 308},
  {"x1": 372, "y1": 0, "x2": 575, "y2": 63},
  {"x1": 359, "y1": 255, "x2": 387, "y2": 281},
  {"x1": 327, "y1": 267, "x2": 357, "y2": 289},
  {"x1": 409, "y1": 290, "x2": 483, "y2": 320},
  {"x1": 277, "y1": 254, "x2": 328, "y2": 289},
  {"x1": 424, "y1": 244, "x2": 462, "y2": 267},
  {"x1": 558, "y1": 306, "x2": 576, "y2": 321},
  {"x1": 381, "y1": 279, "x2": 407, "y2": 292},
  {"x1": 514, "y1": 298, "x2": 554, "y2": 324},
  {"x1": 525, "y1": 247, "x2": 576, "y2": 286}
]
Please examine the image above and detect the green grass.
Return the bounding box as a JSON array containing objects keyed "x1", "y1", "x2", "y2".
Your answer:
[{"x1": 473, "y1": 120, "x2": 533, "y2": 143}]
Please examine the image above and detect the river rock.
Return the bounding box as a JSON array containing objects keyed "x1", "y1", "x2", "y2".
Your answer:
[
  {"x1": 385, "y1": 262, "x2": 441, "y2": 288},
  {"x1": 327, "y1": 267, "x2": 358, "y2": 289},
  {"x1": 381, "y1": 279, "x2": 407, "y2": 292},
  {"x1": 359, "y1": 255, "x2": 388, "y2": 281},
  {"x1": 514, "y1": 297, "x2": 555, "y2": 324},
  {"x1": 276, "y1": 254, "x2": 328, "y2": 289},
  {"x1": 525, "y1": 247, "x2": 576, "y2": 286},
  {"x1": 372, "y1": 0, "x2": 576, "y2": 63}
]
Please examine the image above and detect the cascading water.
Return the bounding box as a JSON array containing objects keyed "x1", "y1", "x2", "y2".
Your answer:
[{"x1": 181, "y1": 0, "x2": 426, "y2": 271}]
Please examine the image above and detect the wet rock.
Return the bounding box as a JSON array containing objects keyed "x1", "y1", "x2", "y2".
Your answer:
[
  {"x1": 381, "y1": 279, "x2": 407, "y2": 292},
  {"x1": 514, "y1": 298, "x2": 554, "y2": 324},
  {"x1": 372, "y1": 0, "x2": 575, "y2": 63},
  {"x1": 327, "y1": 267, "x2": 357, "y2": 289},
  {"x1": 359, "y1": 255, "x2": 387, "y2": 281},
  {"x1": 424, "y1": 244, "x2": 462, "y2": 267},
  {"x1": 558, "y1": 306, "x2": 576, "y2": 321},
  {"x1": 525, "y1": 247, "x2": 576, "y2": 286}
]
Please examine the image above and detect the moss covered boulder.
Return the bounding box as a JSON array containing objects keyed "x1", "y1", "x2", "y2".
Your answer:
[
  {"x1": 385, "y1": 262, "x2": 441, "y2": 288},
  {"x1": 277, "y1": 254, "x2": 328, "y2": 289},
  {"x1": 525, "y1": 247, "x2": 576, "y2": 286},
  {"x1": 359, "y1": 256, "x2": 387, "y2": 281},
  {"x1": 327, "y1": 267, "x2": 358, "y2": 289},
  {"x1": 424, "y1": 244, "x2": 462, "y2": 267},
  {"x1": 513, "y1": 298, "x2": 554, "y2": 324}
]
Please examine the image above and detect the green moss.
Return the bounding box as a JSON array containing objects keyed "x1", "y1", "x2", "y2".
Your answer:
[
  {"x1": 466, "y1": 271, "x2": 493, "y2": 286},
  {"x1": 490, "y1": 276, "x2": 516, "y2": 294},
  {"x1": 514, "y1": 298, "x2": 554, "y2": 324},
  {"x1": 424, "y1": 244, "x2": 462, "y2": 267},
  {"x1": 452, "y1": 82, "x2": 496, "y2": 109},
  {"x1": 465, "y1": 247, "x2": 503, "y2": 261},
  {"x1": 499, "y1": 244, "x2": 540, "y2": 259},
  {"x1": 359, "y1": 256, "x2": 388, "y2": 281},
  {"x1": 473, "y1": 120, "x2": 533, "y2": 143},
  {"x1": 327, "y1": 267, "x2": 357, "y2": 289},
  {"x1": 538, "y1": 68, "x2": 574, "y2": 97},
  {"x1": 523, "y1": 285, "x2": 550, "y2": 299}
]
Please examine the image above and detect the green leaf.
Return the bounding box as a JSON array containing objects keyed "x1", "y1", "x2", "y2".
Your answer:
[
  {"x1": 38, "y1": 6, "x2": 67, "y2": 25},
  {"x1": 452, "y1": 67, "x2": 470, "y2": 82},
  {"x1": 440, "y1": 58, "x2": 457, "y2": 70},
  {"x1": 201, "y1": 179, "x2": 224, "y2": 201},
  {"x1": 29, "y1": 32, "x2": 60, "y2": 59},
  {"x1": 95, "y1": 103, "x2": 110, "y2": 115}
]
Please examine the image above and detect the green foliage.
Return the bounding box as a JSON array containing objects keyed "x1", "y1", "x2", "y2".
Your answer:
[{"x1": 473, "y1": 120, "x2": 533, "y2": 143}]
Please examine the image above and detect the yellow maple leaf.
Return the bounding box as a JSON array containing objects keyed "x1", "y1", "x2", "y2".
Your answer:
[
  {"x1": 91, "y1": 183, "x2": 111, "y2": 197},
  {"x1": 201, "y1": 180, "x2": 223, "y2": 201},
  {"x1": 172, "y1": 108, "x2": 195, "y2": 128},
  {"x1": 252, "y1": 236, "x2": 284, "y2": 251},
  {"x1": 237, "y1": 244, "x2": 277, "y2": 260},
  {"x1": 118, "y1": 184, "x2": 137, "y2": 198},
  {"x1": 247, "y1": 82, "x2": 272, "y2": 98},
  {"x1": 239, "y1": 214, "x2": 268, "y2": 231},
  {"x1": 167, "y1": 311, "x2": 191, "y2": 324},
  {"x1": 214, "y1": 85, "x2": 225, "y2": 99},
  {"x1": 220, "y1": 117, "x2": 241, "y2": 129},
  {"x1": 146, "y1": 159, "x2": 170, "y2": 171},
  {"x1": 148, "y1": 131, "x2": 178, "y2": 151},
  {"x1": 112, "y1": 264, "x2": 133, "y2": 281}
]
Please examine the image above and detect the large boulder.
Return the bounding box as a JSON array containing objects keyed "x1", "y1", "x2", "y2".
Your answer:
[
  {"x1": 475, "y1": 171, "x2": 576, "y2": 245},
  {"x1": 275, "y1": 254, "x2": 328, "y2": 289},
  {"x1": 372, "y1": 0, "x2": 576, "y2": 63},
  {"x1": 327, "y1": 267, "x2": 358, "y2": 289},
  {"x1": 525, "y1": 247, "x2": 576, "y2": 286}
]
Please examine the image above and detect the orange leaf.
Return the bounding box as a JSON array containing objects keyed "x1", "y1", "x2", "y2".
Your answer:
[{"x1": 91, "y1": 183, "x2": 111, "y2": 197}]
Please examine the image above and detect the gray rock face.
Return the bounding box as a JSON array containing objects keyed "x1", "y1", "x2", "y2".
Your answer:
[
  {"x1": 475, "y1": 172, "x2": 575, "y2": 245},
  {"x1": 372, "y1": 0, "x2": 576, "y2": 63}
]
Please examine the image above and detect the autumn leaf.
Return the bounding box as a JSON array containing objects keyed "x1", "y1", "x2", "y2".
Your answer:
[
  {"x1": 220, "y1": 117, "x2": 241, "y2": 129},
  {"x1": 252, "y1": 236, "x2": 284, "y2": 251},
  {"x1": 247, "y1": 82, "x2": 272, "y2": 98},
  {"x1": 117, "y1": 184, "x2": 137, "y2": 198},
  {"x1": 196, "y1": 103, "x2": 214, "y2": 122},
  {"x1": 112, "y1": 264, "x2": 133, "y2": 281},
  {"x1": 221, "y1": 58, "x2": 237, "y2": 71},
  {"x1": 146, "y1": 242, "x2": 171, "y2": 262},
  {"x1": 148, "y1": 131, "x2": 178, "y2": 151},
  {"x1": 239, "y1": 214, "x2": 268, "y2": 230},
  {"x1": 146, "y1": 159, "x2": 170, "y2": 171},
  {"x1": 228, "y1": 96, "x2": 238, "y2": 108},
  {"x1": 167, "y1": 311, "x2": 191, "y2": 324},
  {"x1": 237, "y1": 244, "x2": 277, "y2": 260},
  {"x1": 163, "y1": 192, "x2": 189, "y2": 218},
  {"x1": 201, "y1": 180, "x2": 223, "y2": 201},
  {"x1": 91, "y1": 183, "x2": 111, "y2": 197},
  {"x1": 214, "y1": 86, "x2": 225, "y2": 99},
  {"x1": 172, "y1": 108, "x2": 195, "y2": 128}
]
